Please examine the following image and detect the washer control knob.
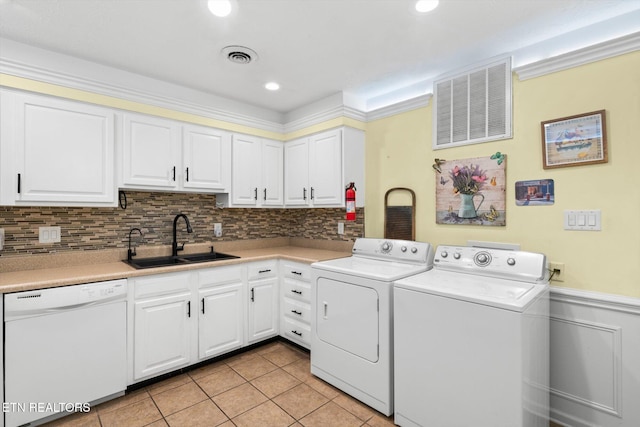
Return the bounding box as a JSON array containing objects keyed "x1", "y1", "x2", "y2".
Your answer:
[
  {"x1": 453, "y1": 252, "x2": 461, "y2": 259},
  {"x1": 507, "y1": 257, "x2": 516, "y2": 266},
  {"x1": 440, "y1": 251, "x2": 448, "y2": 258},
  {"x1": 381, "y1": 241, "x2": 392, "y2": 253},
  {"x1": 474, "y1": 251, "x2": 492, "y2": 266},
  {"x1": 411, "y1": 247, "x2": 418, "y2": 254},
  {"x1": 401, "y1": 246, "x2": 407, "y2": 252}
]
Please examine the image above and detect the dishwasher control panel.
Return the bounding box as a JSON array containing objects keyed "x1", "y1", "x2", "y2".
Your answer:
[{"x1": 4, "y1": 279, "x2": 127, "y2": 320}]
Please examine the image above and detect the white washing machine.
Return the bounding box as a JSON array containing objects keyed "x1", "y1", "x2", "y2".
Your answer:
[
  {"x1": 394, "y1": 245, "x2": 550, "y2": 427},
  {"x1": 311, "y1": 238, "x2": 434, "y2": 416}
]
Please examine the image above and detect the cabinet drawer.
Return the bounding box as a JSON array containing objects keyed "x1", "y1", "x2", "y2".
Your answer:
[
  {"x1": 282, "y1": 278, "x2": 311, "y2": 302},
  {"x1": 132, "y1": 272, "x2": 192, "y2": 299},
  {"x1": 282, "y1": 317, "x2": 311, "y2": 347},
  {"x1": 283, "y1": 297, "x2": 311, "y2": 324},
  {"x1": 281, "y1": 262, "x2": 311, "y2": 281},
  {"x1": 197, "y1": 265, "x2": 243, "y2": 289},
  {"x1": 247, "y1": 261, "x2": 278, "y2": 280}
]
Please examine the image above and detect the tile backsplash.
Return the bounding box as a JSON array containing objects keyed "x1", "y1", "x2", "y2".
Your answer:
[{"x1": 0, "y1": 191, "x2": 364, "y2": 257}]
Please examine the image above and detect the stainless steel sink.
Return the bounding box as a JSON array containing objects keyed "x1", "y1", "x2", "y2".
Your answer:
[{"x1": 125, "y1": 252, "x2": 239, "y2": 269}]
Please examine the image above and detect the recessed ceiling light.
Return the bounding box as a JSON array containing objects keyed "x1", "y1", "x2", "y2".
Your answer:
[
  {"x1": 265, "y1": 82, "x2": 280, "y2": 91},
  {"x1": 415, "y1": 0, "x2": 439, "y2": 13},
  {"x1": 208, "y1": 0, "x2": 232, "y2": 17}
]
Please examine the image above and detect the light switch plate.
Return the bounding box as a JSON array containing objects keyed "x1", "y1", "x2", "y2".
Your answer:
[{"x1": 564, "y1": 210, "x2": 601, "y2": 231}]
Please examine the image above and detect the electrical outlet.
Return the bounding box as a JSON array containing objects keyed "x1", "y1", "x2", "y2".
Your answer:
[
  {"x1": 214, "y1": 223, "x2": 222, "y2": 237},
  {"x1": 0, "y1": 228, "x2": 5, "y2": 250},
  {"x1": 39, "y1": 226, "x2": 61, "y2": 244},
  {"x1": 338, "y1": 222, "x2": 345, "y2": 235},
  {"x1": 549, "y1": 262, "x2": 565, "y2": 282}
]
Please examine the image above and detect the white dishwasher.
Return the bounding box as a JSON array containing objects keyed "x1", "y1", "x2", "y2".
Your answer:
[{"x1": 4, "y1": 279, "x2": 127, "y2": 427}]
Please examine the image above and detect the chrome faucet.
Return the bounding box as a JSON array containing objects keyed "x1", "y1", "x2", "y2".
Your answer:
[
  {"x1": 128, "y1": 228, "x2": 144, "y2": 261},
  {"x1": 172, "y1": 214, "x2": 193, "y2": 256}
]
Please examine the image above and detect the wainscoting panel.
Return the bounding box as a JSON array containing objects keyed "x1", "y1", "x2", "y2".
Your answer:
[{"x1": 550, "y1": 287, "x2": 640, "y2": 427}]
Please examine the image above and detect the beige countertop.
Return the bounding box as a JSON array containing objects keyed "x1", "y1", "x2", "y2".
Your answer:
[{"x1": 0, "y1": 238, "x2": 352, "y2": 293}]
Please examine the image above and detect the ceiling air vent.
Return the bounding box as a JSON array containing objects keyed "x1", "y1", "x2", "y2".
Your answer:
[
  {"x1": 433, "y1": 56, "x2": 512, "y2": 149},
  {"x1": 222, "y1": 45, "x2": 258, "y2": 65}
]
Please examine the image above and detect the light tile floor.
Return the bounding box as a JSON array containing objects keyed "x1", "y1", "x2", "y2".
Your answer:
[{"x1": 45, "y1": 340, "x2": 396, "y2": 427}]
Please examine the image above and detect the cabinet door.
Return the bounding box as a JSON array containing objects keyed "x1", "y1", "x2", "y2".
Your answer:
[
  {"x1": 261, "y1": 139, "x2": 284, "y2": 206},
  {"x1": 309, "y1": 129, "x2": 343, "y2": 205},
  {"x1": 183, "y1": 125, "x2": 231, "y2": 192},
  {"x1": 122, "y1": 113, "x2": 180, "y2": 189},
  {"x1": 199, "y1": 282, "x2": 244, "y2": 360},
  {"x1": 231, "y1": 134, "x2": 261, "y2": 206},
  {"x1": 247, "y1": 278, "x2": 279, "y2": 344},
  {"x1": 283, "y1": 138, "x2": 309, "y2": 206},
  {"x1": 2, "y1": 91, "x2": 115, "y2": 205},
  {"x1": 133, "y1": 292, "x2": 192, "y2": 380}
]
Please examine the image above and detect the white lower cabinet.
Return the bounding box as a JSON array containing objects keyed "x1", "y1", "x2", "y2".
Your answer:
[
  {"x1": 131, "y1": 271, "x2": 194, "y2": 382},
  {"x1": 280, "y1": 261, "x2": 312, "y2": 349},
  {"x1": 247, "y1": 261, "x2": 279, "y2": 344},
  {"x1": 197, "y1": 266, "x2": 245, "y2": 359},
  {"x1": 128, "y1": 259, "x2": 314, "y2": 385},
  {"x1": 130, "y1": 266, "x2": 244, "y2": 383}
]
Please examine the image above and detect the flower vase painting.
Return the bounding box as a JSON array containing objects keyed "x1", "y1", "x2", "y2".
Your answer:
[{"x1": 435, "y1": 154, "x2": 506, "y2": 226}]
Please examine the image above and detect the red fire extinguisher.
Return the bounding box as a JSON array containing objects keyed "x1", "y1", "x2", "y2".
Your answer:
[{"x1": 346, "y1": 182, "x2": 356, "y2": 221}]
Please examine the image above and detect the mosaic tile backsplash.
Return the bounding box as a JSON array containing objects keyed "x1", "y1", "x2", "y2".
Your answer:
[{"x1": 0, "y1": 191, "x2": 364, "y2": 257}]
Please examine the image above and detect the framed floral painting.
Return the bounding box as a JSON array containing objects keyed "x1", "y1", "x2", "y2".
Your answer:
[{"x1": 435, "y1": 154, "x2": 506, "y2": 226}]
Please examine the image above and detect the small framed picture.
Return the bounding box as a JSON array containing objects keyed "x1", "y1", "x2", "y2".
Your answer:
[{"x1": 541, "y1": 110, "x2": 607, "y2": 169}]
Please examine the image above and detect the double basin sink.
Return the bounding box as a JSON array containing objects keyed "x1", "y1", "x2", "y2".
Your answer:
[{"x1": 125, "y1": 251, "x2": 239, "y2": 269}]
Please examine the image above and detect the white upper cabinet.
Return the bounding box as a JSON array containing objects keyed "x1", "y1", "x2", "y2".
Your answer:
[
  {"x1": 308, "y1": 129, "x2": 343, "y2": 205},
  {"x1": 230, "y1": 134, "x2": 283, "y2": 207},
  {"x1": 122, "y1": 113, "x2": 180, "y2": 190},
  {"x1": 0, "y1": 90, "x2": 116, "y2": 206},
  {"x1": 261, "y1": 139, "x2": 284, "y2": 206},
  {"x1": 283, "y1": 138, "x2": 309, "y2": 206},
  {"x1": 182, "y1": 124, "x2": 231, "y2": 192},
  {"x1": 121, "y1": 112, "x2": 230, "y2": 193},
  {"x1": 284, "y1": 127, "x2": 365, "y2": 208}
]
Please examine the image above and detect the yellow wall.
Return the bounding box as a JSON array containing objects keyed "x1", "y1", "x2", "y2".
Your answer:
[{"x1": 365, "y1": 51, "x2": 640, "y2": 298}]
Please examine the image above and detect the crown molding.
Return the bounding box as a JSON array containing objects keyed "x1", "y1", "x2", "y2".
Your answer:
[
  {"x1": 283, "y1": 104, "x2": 366, "y2": 134},
  {"x1": 515, "y1": 31, "x2": 640, "y2": 81},
  {"x1": 366, "y1": 94, "x2": 432, "y2": 121},
  {"x1": 0, "y1": 57, "x2": 286, "y2": 134}
]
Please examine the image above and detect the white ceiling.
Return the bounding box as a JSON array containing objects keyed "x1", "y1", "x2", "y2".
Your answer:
[{"x1": 1, "y1": 0, "x2": 640, "y2": 115}]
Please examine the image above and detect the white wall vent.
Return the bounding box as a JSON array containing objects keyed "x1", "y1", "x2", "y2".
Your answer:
[{"x1": 433, "y1": 56, "x2": 512, "y2": 149}]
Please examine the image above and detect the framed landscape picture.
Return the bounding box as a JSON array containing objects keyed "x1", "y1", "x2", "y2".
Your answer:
[{"x1": 541, "y1": 110, "x2": 607, "y2": 169}]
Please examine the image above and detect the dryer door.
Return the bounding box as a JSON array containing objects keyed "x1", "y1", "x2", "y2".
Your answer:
[{"x1": 316, "y1": 277, "x2": 379, "y2": 362}]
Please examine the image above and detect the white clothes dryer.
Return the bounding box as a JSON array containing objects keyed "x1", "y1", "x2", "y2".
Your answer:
[
  {"x1": 311, "y1": 238, "x2": 434, "y2": 416},
  {"x1": 394, "y1": 245, "x2": 550, "y2": 427}
]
